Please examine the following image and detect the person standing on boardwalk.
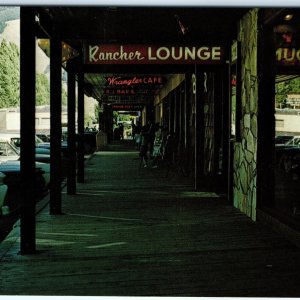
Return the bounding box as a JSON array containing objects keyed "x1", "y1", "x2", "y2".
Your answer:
[
  {"x1": 119, "y1": 123, "x2": 124, "y2": 140},
  {"x1": 134, "y1": 121, "x2": 142, "y2": 149},
  {"x1": 139, "y1": 123, "x2": 151, "y2": 167},
  {"x1": 131, "y1": 119, "x2": 136, "y2": 140}
]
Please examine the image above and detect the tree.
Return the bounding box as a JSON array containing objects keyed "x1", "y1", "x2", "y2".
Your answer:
[
  {"x1": 276, "y1": 77, "x2": 300, "y2": 107},
  {"x1": 0, "y1": 39, "x2": 20, "y2": 108},
  {"x1": 61, "y1": 87, "x2": 67, "y2": 106},
  {"x1": 36, "y1": 73, "x2": 50, "y2": 105},
  {"x1": 0, "y1": 38, "x2": 67, "y2": 108}
]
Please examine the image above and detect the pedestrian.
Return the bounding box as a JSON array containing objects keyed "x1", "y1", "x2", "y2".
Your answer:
[
  {"x1": 114, "y1": 126, "x2": 120, "y2": 140},
  {"x1": 134, "y1": 121, "x2": 142, "y2": 149},
  {"x1": 119, "y1": 123, "x2": 124, "y2": 140},
  {"x1": 148, "y1": 121, "x2": 159, "y2": 157},
  {"x1": 139, "y1": 124, "x2": 151, "y2": 167},
  {"x1": 131, "y1": 119, "x2": 136, "y2": 140}
]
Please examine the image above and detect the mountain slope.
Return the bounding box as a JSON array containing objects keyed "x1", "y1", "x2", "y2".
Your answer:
[
  {"x1": 1, "y1": 19, "x2": 49, "y2": 74},
  {"x1": 0, "y1": 6, "x2": 20, "y2": 33}
]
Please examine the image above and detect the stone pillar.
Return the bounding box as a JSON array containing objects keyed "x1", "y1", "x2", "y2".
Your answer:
[{"x1": 233, "y1": 9, "x2": 260, "y2": 220}]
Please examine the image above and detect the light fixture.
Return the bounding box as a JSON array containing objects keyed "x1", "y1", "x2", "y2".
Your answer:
[
  {"x1": 37, "y1": 39, "x2": 79, "y2": 63},
  {"x1": 284, "y1": 14, "x2": 293, "y2": 21}
]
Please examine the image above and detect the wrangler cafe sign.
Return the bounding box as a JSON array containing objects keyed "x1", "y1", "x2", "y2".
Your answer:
[
  {"x1": 106, "y1": 76, "x2": 165, "y2": 86},
  {"x1": 86, "y1": 44, "x2": 225, "y2": 64}
]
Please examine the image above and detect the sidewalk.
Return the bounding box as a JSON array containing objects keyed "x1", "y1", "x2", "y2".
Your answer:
[{"x1": 1, "y1": 141, "x2": 300, "y2": 296}]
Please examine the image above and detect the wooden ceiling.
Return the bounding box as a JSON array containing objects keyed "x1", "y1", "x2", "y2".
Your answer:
[
  {"x1": 36, "y1": 7, "x2": 249, "y2": 43},
  {"x1": 35, "y1": 7, "x2": 250, "y2": 103}
]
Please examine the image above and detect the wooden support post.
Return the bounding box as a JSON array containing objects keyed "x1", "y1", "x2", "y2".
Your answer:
[
  {"x1": 179, "y1": 85, "x2": 184, "y2": 155},
  {"x1": 257, "y1": 19, "x2": 276, "y2": 209},
  {"x1": 184, "y1": 73, "x2": 192, "y2": 178},
  {"x1": 170, "y1": 96, "x2": 173, "y2": 134},
  {"x1": 173, "y1": 91, "x2": 177, "y2": 136},
  {"x1": 50, "y1": 37, "x2": 62, "y2": 214},
  {"x1": 220, "y1": 67, "x2": 230, "y2": 195},
  {"x1": 67, "y1": 62, "x2": 76, "y2": 194},
  {"x1": 20, "y1": 7, "x2": 37, "y2": 254},
  {"x1": 184, "y1": 77, "x2": 190, "y2": 150},
  {"x1": 77, "y1": 72, "x2": 85, "y2": 183},
  {"x1": 195, "y1": 69, "x2": 205, "y2": 191},
  {"x1": 194, "y1": 70, "x2": 199, "y2": 190}
]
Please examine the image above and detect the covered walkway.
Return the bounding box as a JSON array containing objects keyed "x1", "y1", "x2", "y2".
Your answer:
[{"x1": 1, "y1": 142, "x2": 300, "y2": 296}]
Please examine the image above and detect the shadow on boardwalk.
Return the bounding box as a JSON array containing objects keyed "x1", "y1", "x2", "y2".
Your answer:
[{"x1": 1, "y1": 140, "x2": 300, "y2": 296}]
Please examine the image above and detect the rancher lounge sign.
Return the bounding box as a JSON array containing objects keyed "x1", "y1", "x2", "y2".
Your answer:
[{"x1": 86, "y1": 44, "x2": 224, "y2": 65}]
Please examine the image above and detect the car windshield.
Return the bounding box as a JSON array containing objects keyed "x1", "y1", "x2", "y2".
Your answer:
[
  {"x1": 35, "y1": 135, "x2": 44, "y2": 144},
  {"x1": 275, "y1": 136, "x2": 293, "y2": 144},
  {"x1": 11, "y1": 137, "x2": 21, "y2": 148},
  {"x1": 286, "y1": 137, "x2": 300, "y2": 146},
  {"x1": 0, "y1": 141, "x2": 20, "y2": 156}
]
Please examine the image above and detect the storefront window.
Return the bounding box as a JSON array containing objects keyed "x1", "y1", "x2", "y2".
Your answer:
[{"x1": 275, "y1": 76, "x2": 300, "y2": 220}]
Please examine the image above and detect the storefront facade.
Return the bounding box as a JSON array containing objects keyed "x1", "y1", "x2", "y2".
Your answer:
[{"x1": 16, "y1": 7, "x2": 300, "y2": 253}]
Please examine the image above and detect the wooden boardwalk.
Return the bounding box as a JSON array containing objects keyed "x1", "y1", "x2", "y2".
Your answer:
[{"x1": 1, "y1": 141, "x2": 300, "y2": 296}]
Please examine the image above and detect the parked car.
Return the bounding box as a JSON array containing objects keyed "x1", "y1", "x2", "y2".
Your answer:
[
  {"x1": 275, "y1": 135, "x2": 300, "y2": 176},
  {"x1": 37, "y1": 132, "x2": 97, "y2": 155},
  {"x1": 0, "y1": 171, "x2": 13, "y2": 241},
  {"x1": 0, "y1": 132, "x2": 51, "y2": 156},
  {"x1": 0, "y1": 140, "x2": 50, "y2": 187},
  {"x1": 0, "y1": 139, "x2": 50, "y2": 164},
  {"x1": 37, "y1": 140, "x2": 68, "y2": 156},
  {"x1": 275, "y1": 135, "x2": 294, "y2": 146},
  {"x1": 0, "y1": 157, "x2": 50, "y2": 228},
  {"x1": 0, "y1": 161, "x2": 48, "y2": 215},
  {"x1": 0, "y1": 172, "x2": 8, "y2": 216},
  {"x1": 0, "y1": 160, "x2": 50, "y2": 189},
  {"x1": 285, "y1": 136, "x2": 300, "y2": 147},
  {"x1": 0, "y1": 140, "x2": 20, "y2": 162},
  {"x1": 36, "y1": 133, "x2": 51, "y2": 142},
  {"x1": 0, "y1": 159, "x2": 49, "y2": 241}
]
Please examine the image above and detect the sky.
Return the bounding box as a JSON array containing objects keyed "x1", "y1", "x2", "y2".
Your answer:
[{"x1": 0, "y1": 0, "x2": 299, "y2": 7}]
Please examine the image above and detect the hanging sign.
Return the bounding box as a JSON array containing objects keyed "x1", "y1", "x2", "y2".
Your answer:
[
  {"x1": 105, "y1": 76, "x2": 166, "y2": 86},
  {"x1": 104, "y1": 89, "x2": 136, "y2": 95},
  {"x1": 104, "y1": 88, "x2": 156, "y2": 95},
  {"x1": 276, "y1": 48, "x2": 300, "y2": 66},
  {"x1": 231, "y1": 40, "x2": 238, "y2": 63},
  {"x1": 111, "y1": 105, "x2": 144, "y2": 110},
  {"x1": 86, "y1": 44, "x2": 225, "y2": 65},
  {"x1": 274, "y1": 24, "x2": 300, "y2": 66}
]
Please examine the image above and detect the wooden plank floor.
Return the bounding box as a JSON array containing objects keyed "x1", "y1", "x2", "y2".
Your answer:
[{"x1": 1, "y1": 142, "x2": 300, "y2": 296}]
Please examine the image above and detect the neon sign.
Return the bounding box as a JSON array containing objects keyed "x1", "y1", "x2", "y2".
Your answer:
[
  {"x1": 86, "y1": 44, "x2": 225, "y2": 65},
  {"x1": 104, "y1": 89, "x2": 136, "y2": 95},
  {"x1": 276, "y1": 48, "x2": 300, "y2": 66},
  {"x1": 112, "y1": 105, "x2": 144, "y2": 110},
  {"x1": 106, "y1": 76, "x2": 164, "y2": 86}
]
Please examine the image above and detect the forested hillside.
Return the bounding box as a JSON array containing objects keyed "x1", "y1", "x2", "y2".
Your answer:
[
  {"x1": 0, "y1": 7, "x2": 19, "y2": 34},
  {"x1": 0, "y1": 6, "x2": 67, "y2": 109}
]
